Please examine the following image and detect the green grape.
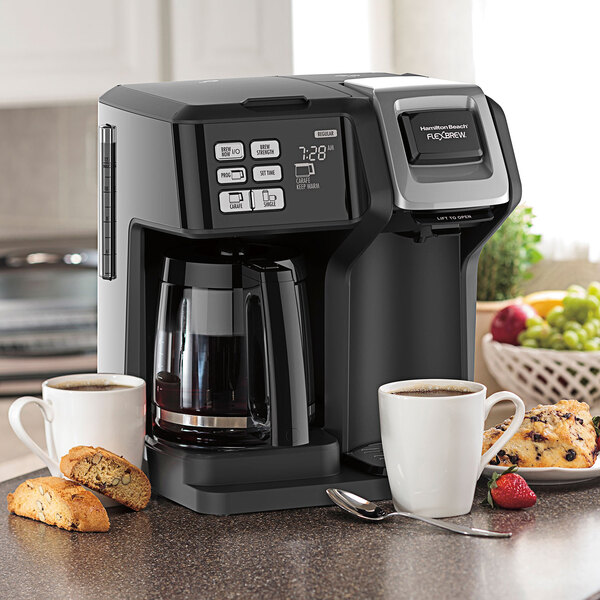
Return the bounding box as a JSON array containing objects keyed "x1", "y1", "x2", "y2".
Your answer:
[
  {"x1": 564, "y1": 320, "x2": 583, "y2": 332},
  {"x1": 549, "y1": 332, "x2": 567, "y2": 350},
  {"x1": 564, "y1": 330, "x2": 580, "y2": 349},
  {"x1": 588, "y1": 281, "x2": 600, "y2": 298},
  {"x1": 526, "y1": 316, "x2": 544, "y2": 328},
  {"x1": 554, "y1": 315, "x2": 567, "y2": 330},
  {"x1": 567, "y1": 284, "x2": 586, "y2": 296},
  {"x1": 577, "y1": 328, "x2": 589, "y2": 343},
  {"x1": 584, "y1": 321, "x2": 597, "y2": 338},
  {"x1": 584, "y1": 339, "x2": 600, "y2": 351},
  {"x1": 521, "y1": 338, "x2": 539, "y2": 349},
  {"x1": 517, "y1": 330, "x2": 531, "y2": 345},
  {"x1": 587, "y1": 295, "x2": 600, "y2": 320},
  {"x1": 547, "y1": 306, "x2": 565, "y2": 326},
  {"x1": 539, "y1": 323, "x2": 552, "y2": 340},
  {"x1": 526, "y1": 325, "x2": 545, "y2": 339}
]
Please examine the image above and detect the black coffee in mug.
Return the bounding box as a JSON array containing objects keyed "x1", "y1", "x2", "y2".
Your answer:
[
  {"x1": 51, "y1": 382, "x2": 133, "y2": 392},
  {"x1": 393, "y1": 387, "x2": 474, "y2": 397}
]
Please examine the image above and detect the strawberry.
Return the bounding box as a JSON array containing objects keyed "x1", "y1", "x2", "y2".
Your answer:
[{"x1": 485, "y1": 466, "x2": 537, "y2": 509}]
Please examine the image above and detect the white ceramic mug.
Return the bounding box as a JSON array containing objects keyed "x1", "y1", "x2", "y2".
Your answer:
[
  {"x1": 9, "y1": 373, "x2": 146, "y2": 488},
  {"x1": 378, "y1": 378, "x2": 525, "y2": 518}
]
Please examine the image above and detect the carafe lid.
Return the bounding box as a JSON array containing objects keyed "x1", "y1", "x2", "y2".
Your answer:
[{"x1": 162, "y1": 256, "x2": 242, "y2": 289}]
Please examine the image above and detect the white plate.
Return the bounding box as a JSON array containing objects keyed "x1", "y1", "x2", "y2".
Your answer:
[{"x1": 483, "y1": 458, "x2": 600, "y2": 486}]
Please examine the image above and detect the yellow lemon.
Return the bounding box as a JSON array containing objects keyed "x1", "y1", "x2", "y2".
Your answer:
[{"x1": 523, "y1": 290, "x2": 566, "y2": 317}]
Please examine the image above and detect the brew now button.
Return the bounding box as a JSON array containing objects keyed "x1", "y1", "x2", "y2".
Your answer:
[
  {"x1": 215, "y1": 142, "x2": 245, "y2": 161},
  {"x1": 250, "y1": 140, "x2": 280, "y2": 159}
]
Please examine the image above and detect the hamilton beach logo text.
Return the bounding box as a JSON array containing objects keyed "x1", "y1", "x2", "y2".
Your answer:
[{"x1": 420, "y1": 123, "x2": 469, "y2": 141}]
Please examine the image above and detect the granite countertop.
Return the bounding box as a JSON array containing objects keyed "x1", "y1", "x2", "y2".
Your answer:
[{"x1": 2, "y1": 469, "x2": 600, "y2": 600}]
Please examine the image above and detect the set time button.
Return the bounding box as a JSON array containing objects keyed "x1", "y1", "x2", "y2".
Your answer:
[{"x1": 252, "y1": 165, "x2": 282, "y2": 182}]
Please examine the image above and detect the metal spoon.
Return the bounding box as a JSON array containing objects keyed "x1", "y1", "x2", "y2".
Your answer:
[{"x1": 326, "y1": 488, "x2": 511, "y2": 538}]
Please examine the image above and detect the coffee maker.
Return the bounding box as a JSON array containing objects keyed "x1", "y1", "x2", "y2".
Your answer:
[{"x1": 97, "y1": 73, "x2": 520, "y2": 514}]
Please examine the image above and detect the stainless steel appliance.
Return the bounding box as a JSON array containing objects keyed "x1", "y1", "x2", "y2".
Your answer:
[
  {"x1": 0, "y1": 244, "x2": 97, "y2": 394},
  {"x1": 97, "y1": 73, "x2": 520, "y2": 514}
]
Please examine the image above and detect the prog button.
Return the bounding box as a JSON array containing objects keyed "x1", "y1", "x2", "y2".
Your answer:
[{"x1": 217, "y1": 167, "x2": 247, "y2": 184}]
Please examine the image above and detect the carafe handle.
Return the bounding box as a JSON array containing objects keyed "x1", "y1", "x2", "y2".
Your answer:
[{"x1": 247, "y1": 265, "x2": 310, "y2": 447}]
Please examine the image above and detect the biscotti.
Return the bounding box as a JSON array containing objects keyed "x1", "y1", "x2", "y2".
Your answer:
[
  {"x1": 60, "y1": 446, "x2": 151, "y2": 511},
  {"x1": 482, "y1": 399, "x2": 598, "y2": 468},
  {"x1": 7, "y1": 476, "x2": 110, "y2": 532}
]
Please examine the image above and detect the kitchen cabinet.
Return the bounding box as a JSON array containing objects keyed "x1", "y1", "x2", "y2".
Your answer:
[
  {"x1": 0, "y1": 0, "x2": 162, "y2": 106},
  {"x1": 0, "y1": 0, "x2": 293, "y2": 107}
]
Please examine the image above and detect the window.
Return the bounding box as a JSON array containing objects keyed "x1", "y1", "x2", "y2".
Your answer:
[{"x1": 473, "y1": 0, "x2": 600, "y2": 260}]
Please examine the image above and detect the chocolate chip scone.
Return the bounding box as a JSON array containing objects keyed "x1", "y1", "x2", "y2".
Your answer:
[
  {"x1": 482, "y1": 399, "x2": 598, "y2": 468},
  {"x1": 60, "y1": 446, "x2": 151, "y2": 511},
  {"x1": 7, "y1": 476, "x2": 110, "y2": 532}
]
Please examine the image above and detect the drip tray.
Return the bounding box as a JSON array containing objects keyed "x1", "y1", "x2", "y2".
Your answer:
[
  {"x1": 146, "y1": 428, "x2": 340, "y2": 487},
  {"x1": 145, "y1": 430, "x2": 391, "y2": 515}
]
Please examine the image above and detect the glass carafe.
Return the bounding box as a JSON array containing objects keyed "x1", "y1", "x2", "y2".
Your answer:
[{"x1": 153, "y1": 250, "x2": 312, "y2": 448}]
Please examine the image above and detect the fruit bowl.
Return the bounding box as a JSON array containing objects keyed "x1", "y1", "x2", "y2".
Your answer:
[{"x1": 482, "y1": 333, "x2": 600, "y2": 410}]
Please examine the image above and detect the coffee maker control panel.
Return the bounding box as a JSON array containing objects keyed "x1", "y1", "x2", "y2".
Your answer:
[{"x1": 203, "y1": 117, "x2": 350, "y2": 228}]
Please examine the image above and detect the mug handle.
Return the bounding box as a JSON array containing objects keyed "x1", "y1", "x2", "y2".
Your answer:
[
  {"x1": 478, "y1": 391, "x2": 526, "y2": 477},
  {"x1": 8, "y1": 396, "x2": 61, "y2": 477}
]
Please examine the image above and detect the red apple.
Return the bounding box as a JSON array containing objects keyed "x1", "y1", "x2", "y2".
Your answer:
[{"x1": 491, "y1": 304, "x2": 537, "y2": 345}]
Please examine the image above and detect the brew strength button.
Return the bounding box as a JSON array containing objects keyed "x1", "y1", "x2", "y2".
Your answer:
[
  {"x1": 215, "y1": 142, "x2": 245, "y2": 161},
  {"x1": 252, "y1": 165, "x2": 282, "y2": 182},
  {"x1": 250, "y1": 140, "x2": 280, "y2": 159},
  {"x1": 252, "y1": 188, "x2": 285, "y2": 211},
  {"x1": 217, "y1": 167, "x2": 247, "y2": 184},
  {"x1": 219, "y1": 190, "x2": 252, "y2": 213}
]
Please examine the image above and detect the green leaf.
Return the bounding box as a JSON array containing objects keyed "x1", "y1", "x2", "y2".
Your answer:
[
  {"x1": 477, "y1": 204, "x2": 543, "y2": 301},
  {"x1": 592, "y1": 416, "x2": 600, "y2": 438}
]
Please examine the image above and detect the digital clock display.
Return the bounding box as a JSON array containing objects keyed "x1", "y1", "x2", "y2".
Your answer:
[{"x1": 298, "y1": 145, "x2": 328, "y2": 162}]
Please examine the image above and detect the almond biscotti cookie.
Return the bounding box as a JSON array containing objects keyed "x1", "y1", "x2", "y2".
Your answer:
[
  {"x1": 482, "y1": 399, "x2": 597, "y2": 468},
  {"x1": 60, "y1": 446, "x2": 151, "y2": 511},
  {"x1": 7, "y1": 476, "x2": 110, "y2": 532}
]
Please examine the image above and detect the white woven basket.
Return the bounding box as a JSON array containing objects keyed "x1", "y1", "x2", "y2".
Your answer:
[{"x1": 482, "y1": 333, "x2": 600, "y2": 410}]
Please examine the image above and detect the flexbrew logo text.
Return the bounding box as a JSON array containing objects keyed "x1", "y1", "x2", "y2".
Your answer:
[{"x1": 420, "y1": 123, "x2": 469, "y2": 141}]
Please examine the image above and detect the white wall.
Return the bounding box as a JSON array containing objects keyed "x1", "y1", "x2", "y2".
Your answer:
[{"x1": 391, "y1": 0, "x2": 475, "y2": 82}]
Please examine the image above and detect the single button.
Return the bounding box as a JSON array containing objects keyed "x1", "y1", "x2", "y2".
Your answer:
[
  {"x1": 252, "y1": 165, "x2": 282, "y2": 182},
  {"x1": 219, "y1": 190, "x2": 252, "y2": 213},
  {"x1": 215, "y1": 142, "x2": 245, "y2": 161},
  {"x1": 250, "y1": 140, "x2": 280, "y2": 159},
  {"x1": 217, "y1": 167, "x2": 247, "y2": 184},
  {"x1": 103, "y1": 236, "x2": 112, "y2": 255},
  {"x1": 252, "y1": 188, "x2": 285, "y2": 211}
]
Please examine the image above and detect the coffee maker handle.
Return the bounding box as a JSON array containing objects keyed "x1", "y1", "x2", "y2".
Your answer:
[{"x1": 253, "y1": 269, "x2": 310, "y2": 447}]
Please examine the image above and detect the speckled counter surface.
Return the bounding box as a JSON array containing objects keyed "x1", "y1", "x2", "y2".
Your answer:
[{"x1": 2, "y1": 469, "x2": 600, "y2": 600}]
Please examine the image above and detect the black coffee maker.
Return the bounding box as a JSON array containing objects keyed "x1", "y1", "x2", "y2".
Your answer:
[
  {"x1": 153, "y1": 248, "x2": 313, "y2": 448},
  {"x1": 97, "y1": 73, "x2": 520, "y2": 514}
]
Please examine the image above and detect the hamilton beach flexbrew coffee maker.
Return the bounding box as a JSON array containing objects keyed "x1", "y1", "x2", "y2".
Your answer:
[{"x1": 97, "y1": 73, "x2": 520, "y2": 514}]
